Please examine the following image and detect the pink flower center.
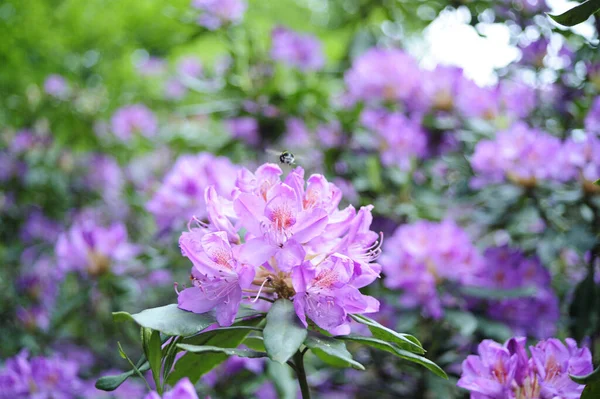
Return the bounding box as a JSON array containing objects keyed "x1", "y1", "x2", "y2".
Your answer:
[{"x1": 270, "y1": 205, "x2": 296, "y2": 231}]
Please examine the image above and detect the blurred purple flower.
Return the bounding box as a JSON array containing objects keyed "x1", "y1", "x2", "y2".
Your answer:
[
  {"x1": 177, "y1": 56, "x2": 203, "y2": 78},
  {"x1": 455, "y1": 79, "x2": 499, "y2": 120},
  {"x1": 146, "y1": 153, "x2": 239, "y2": 232},
  {"x1": 225, "y1": 117, "x2": 260, "y2": 146},
  {"x1": 270, "y1": 26, "x2": 324, "y2": 71},
  {"x1": 0, "y1": 350, "x2": 84, "y2": 398},
  {"x1": 475, "y1": 246, "x2": 559, "y2": 338},
  {"x1": 519, "y1": 38, "x2": 548, "y2": 68},
  {"x1": 584, "y1": 96, "x2": 600, "y2": 135},
  {"x1": 381, "y1": 220, "x2": 483, "y2": 318},
  {"x1": 563, "y1": 133, "x2": 600, "y2": 191},
  {"x1": 144, "y1": 377, "x2": 198, "y2": 399},
  {"x1": 164, "y1": 78, "x2": 187, "y2": 100},
  {"x1": 345, "y1": 48, "x2": 421, "y2": 104},
  {"x1": 360, "y1": 109, "x2": 427, "y2": 170},
  {"x1": 110, "y1": 104, "x2": 158, "y2": 141},
  {"x1": 470, "y1": 123, "x2": 571, "y2": 188},
  {"x1": 56, "y1": 219, "x2": 140, "y2": 277},
  {"x1": 192, "y1": 0, "x2": 246, "y2": 30},
  {"x1": 19, "y1": 210, "x2": 61, "y2": 244},
  {"x1": 44, "y1": 74, "x2": 70, "y2": 99},
  {"x1": 136, "y1": 56, "x2": 167, "y2": 76}
]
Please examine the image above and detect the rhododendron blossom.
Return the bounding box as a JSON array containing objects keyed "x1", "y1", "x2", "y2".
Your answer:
[{"x1": 177, "y1": 163, "x2": 381, "y2": 334}]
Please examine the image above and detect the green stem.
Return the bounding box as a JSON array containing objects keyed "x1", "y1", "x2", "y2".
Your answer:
[{"x1": 293, "y1": 350, "x2": 311, "y2": 399}]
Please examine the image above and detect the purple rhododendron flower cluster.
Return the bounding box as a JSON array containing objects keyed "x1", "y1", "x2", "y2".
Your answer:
[
  {"x1": 380, "y1": 220, "x2": 483, "y2": 318},
  {"x1": 56, "y1": 218, "x2": 140, "y2": 276},
  {"x1": 192, "y1": 0, "x2": 247, "y2": 30},
  {"x1": 270, "y1": 26, "x2": 325, "y2": 71},
  {"x1": 458, "y1": 337, "x2": 592, "y2": 399},
  {"x1": 177, "y1": 163, "x2": 381, "y2": 334},
  {"x1": 147, "y1": 153, "x2": 240, "y2": 232},
  {"x1": 0, "y1": 350, "x2": 84, "y2": 398},
  {"x1": 110, "y1": 104, "x2": 158, "y2": 142},
  {"x1": 471, "y1": 123, "x2": 569, "y2": 188},
  {"x1": 474, "y1": 246, "x2": 560, "y2": 338}
]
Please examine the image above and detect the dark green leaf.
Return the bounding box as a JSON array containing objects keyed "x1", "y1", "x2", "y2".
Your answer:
[
  {"x1": 460, "y1": 285, "x2": 537, "y2": 300},
  {"x1": 244, "y1": 336, "x2": 266, "y2": 352},
  {"x1": 582, "y1": 381, "x2": 600, "y2": 399},
  {"x1": 113, "y1": 304, "x2": 262, "y2": 337},
  {"x1": 338, "y1": 335, "x2": 447, "y2": 379},
  {"x1": 571, "y1": 365, "x2": 600, "y2": 384},
  {"x1": 141, "y1": 329, "x2": 162, "y2": 391},
  {"x1": 594, "y1": 179, "x2": 600, "y2": 187},
  {"x1": 263, "y1": 299, "x2": 307, "y2": 363},
  {"x1": 177, "y1": 344, "x2": 268, "y2": 358},
  {"x1": 304, "y1": 334, "x2": 365, "y2": 370},
  {"x1": 548, "y1": 0, "x2": 600, "y2": 26},
  {"x1": 95, "y1": 360, "x2": 150, "y2": 391},
  {"x1": 166, "y1": 317, "x2": 263, "y2": 385},
  {"x1": 350, "y1": 314, "x2": 424, "y2": 354}
]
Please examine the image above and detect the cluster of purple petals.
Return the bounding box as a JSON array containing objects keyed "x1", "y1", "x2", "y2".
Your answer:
[
  {"x1": 192, "y1": 0, "x2": 246, "y2": 30},
  {"x1": 43, "y1": 74, "x2": 69, "y2": 99},
  {"x1": 225, "y1": 117, "x2": 260, "y2": 146},
  {"x1": 110, "y1": 104, "x2": 158, "y2": 142},
  {"x1": 270, "y1": 26, "x2": 325, "y2": 71},
  {"x1": 177, "y1": 163, "x2": 382, "y2": 334},
  {"x1": 360, "y1": 109, "x2": 428, "y2": 170},
  {"x1": 584, "y1": 96, "x2": 600, "y2": 135},
  {"x1": 470, "y1": 123, "x2": 569, "y2": 188},
  {"x1": 146, "y1": 153, "x2": 239, "y2": 232},
  {"x1": 472, "y1": 124, "x2": 600, "y2": 188},
  {"x1": 344, "y1": 48, "x2": 540, "y2": 123},
  {"x1": 0, "y1": 350, "x2": 84, "y2": 398},
  {"x1": 144, "y1": 378, "x2": 198, "y2": 399},
  {"x1": 380, "y1": 220, "x2": 483, "y2": 318},
  {"x1": 458, "y1": 337, "x2": 592, "y2": 399},
  {"x1": 55, "y1": 217, "x2": 140, "y2": 276},
  {"x1": 475, "y1": 246, "x2": 560, "y2": 338},
  {"x1": 19, "y1": 210, "x2": 61, "y2": 244}
]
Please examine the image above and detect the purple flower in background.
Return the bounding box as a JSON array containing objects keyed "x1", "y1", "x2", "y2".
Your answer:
[
  {"x1": 458, "y1": 337, "x2": 591, "y2": 399},
  {"x1": 55, "y1": 218, "x2": 140, "y2": 276},
  {"x1": 455, "y1": 79, "x2": 499, "y2": 120},
  {"x1": 144, "y1": 377, "x2": 198, "y2": 399},
  {"x1": 470, "y1": 123, "x2": 570, "y2": 188},
  {"x1": 474, "y1": 246, "x2": 559, "y2": 338},
  {"x1": 519, "y1": 37, "x2": 548, "y2": 68},
  {"x1": 110, "y1": 104, "x2": 158, "y2": 141},
  {"x1": 563, "y1": 133, "x2": 600, "y2": 191},
  {"x1": 44, "y1": 74, "x2": 69, "y2": 99},
  {"x1": 176, "y1": 164, "x2": 382, "y2": 334},
  {"x1": 270, "y1": 26, "x2": 325, "y2": 71},
  {"x1": 225, "y1": 117, "x2": 260, "y2": 145},
  {"x1": 316, "y1": 121, "x2": 343, "y2": 149},
  {"x1": 83, "y1": 154, "x2": 127, "y2": 216},
  {"x1": 498, "y1": 80, "x2": 536, "y2": 120},
  {"x1": 410, "y1": 65, "x2": 465, "y2": 113},
  {"x1": 584, "y1": 96, "x2": 600, "y2": 135},
  {"x1": 345, "y1": 48, "x2": 421, "y2": 104},
  {"x1": 16, "y1": 256, "x2": 62, "y2": 328},
  {"x1": 164, "y1": 78, "x2": 187, "y2": 100},
  {"x1": 136, "y1": 56, "x2": 167, "y2": 76},
  {"x1": 192, "y1": 0, "x2": 246, "y2": 30},
  {"x1": 126, "y1": 148, "x2": 172, "y2": 193},
  {"x1": 146, "y1": 153, "x2": 239, "y2": 232},
  {"x1": 361, "y1": 109, "x2": 427, "y2": 170},
  {"x1": 380, "y1": 220, "x2": 483, "y2": 318},
  {"x1": 177, "y1": 56, "x2": 203, "y2": 78},
  {"x1": 19, "y1": 210, "x2": 61, "y2": 244},
  {"x1": 0, "y1": 350, "x2": 84, "y2": 399}
]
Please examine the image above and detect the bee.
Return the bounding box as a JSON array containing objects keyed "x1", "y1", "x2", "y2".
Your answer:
[{"x1": 267, "y1": 149, "x2": 296, "y2": 166}]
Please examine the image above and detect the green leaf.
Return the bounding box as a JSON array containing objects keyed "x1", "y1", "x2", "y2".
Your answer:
[
  {"x1": 113, "y1": 304, "x2": 262, "y2": 337},
  {"x1": 166, "y1": 317, "x2": 263, "y2": 385},
  {"x1": 460, "y1": 285, "x2": 537, "y2": 300},
  {"x1": 177, "y1": 344, "x2": 268, "y2": 358},
  {"x1": 304, "y1": 334, "x2": 365, "y2": 370},
  {"x1": 548, "y1": 0, "x2": 600, "y2": 27},
  {"x1": 244, "y1": 336, "x2": 266, "y2": 352},
  {"x1": 594, "y1": 179, "x2": 600, "y2": 187},
  {"x1": 267, "y1": 360, "x2": 297, "y2": 399},
  {"x1": 141, "y1": 329, "x2": 162, "y2": 392},
  {"x1": 263, "y1": 299, "x2": 307, "y2": 363},
  {"x1": 582, "y1": 381, "x2": 600, "y2": 399},
  {"x1": 95, "y1": 364, "x2": 149, "y2": 391},
  {"x1": 444, "y1": 310, "x2": 478, "y2": 337},
  {"x1": 571, "y1": 365, "x2": 600, "y2": 384},
  {"x1": 350, "y1": 314, "x2": 424, "y2": 354},
  {"x1": 338, "y1": 335, "x2": 447, "y2": 379}
]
